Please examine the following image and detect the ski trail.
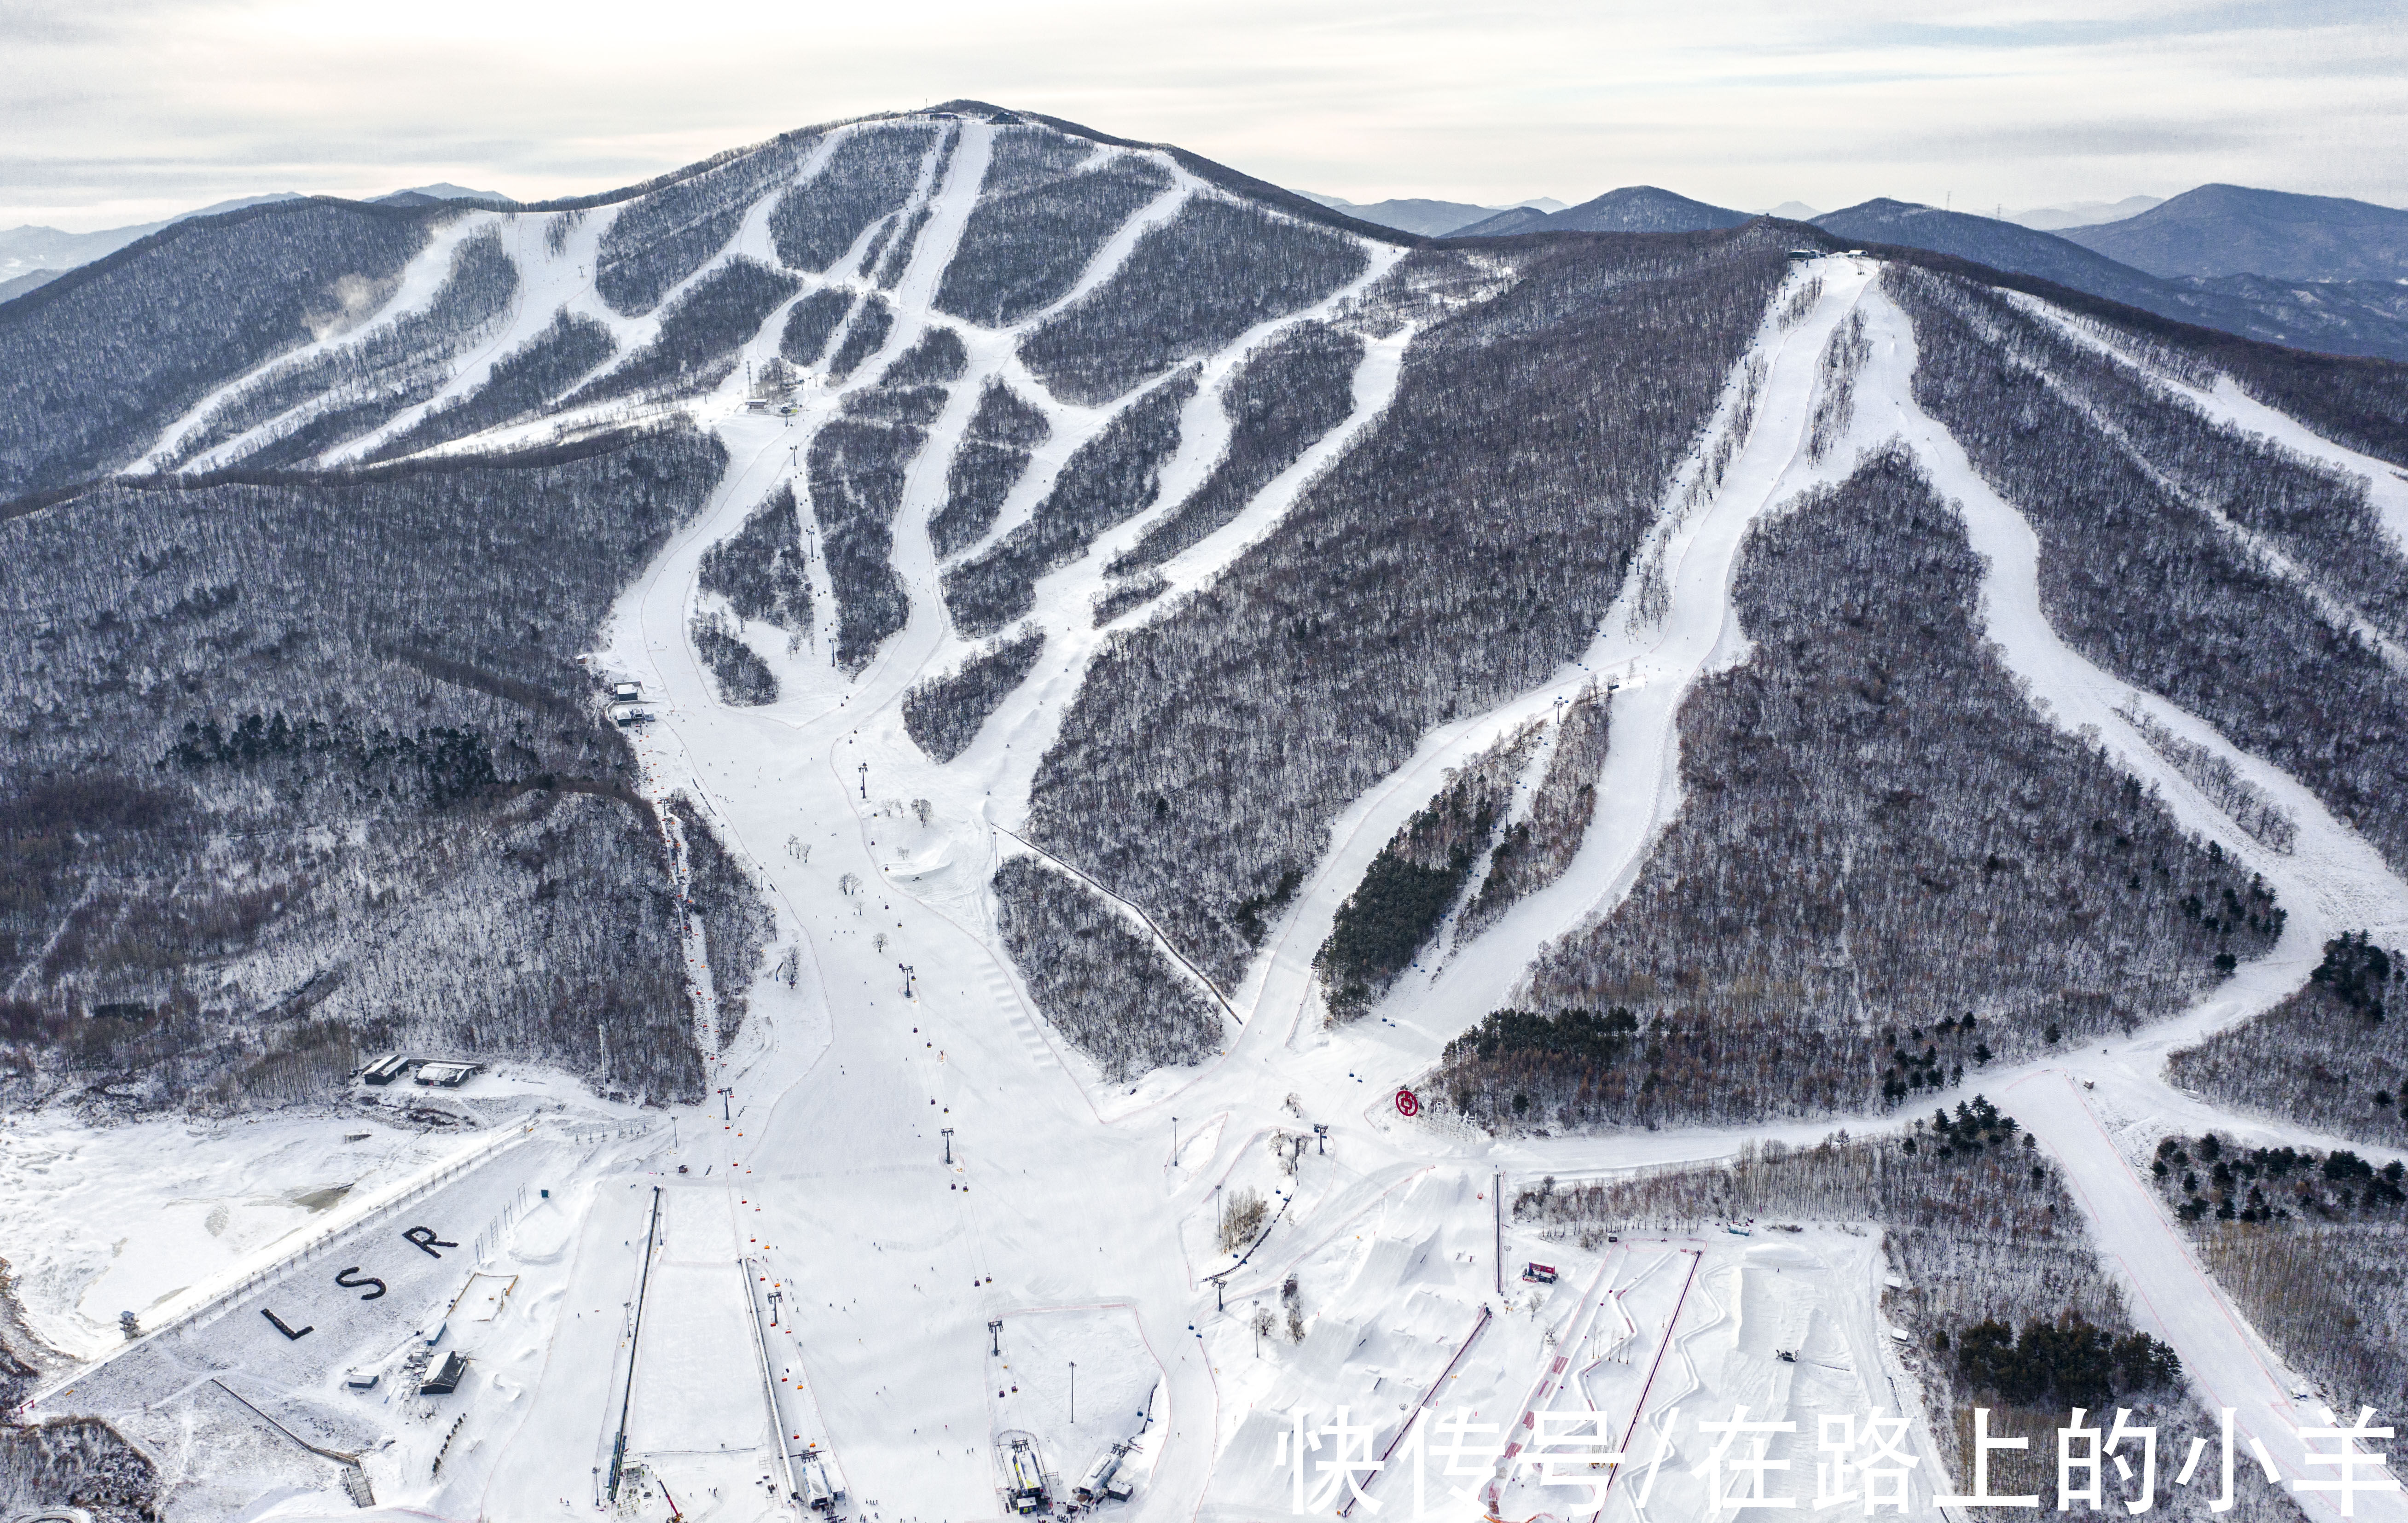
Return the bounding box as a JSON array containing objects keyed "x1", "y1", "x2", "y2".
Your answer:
[
  {"x1": 1957, "y1": 294, "x2": 2408, "y2": 671},
  {"x1": 2006, "y1": 1071, "x2": 2406, "y2": 1523},
  {"x1": 329, "y1": 203, "x2": 616, "y2": 463},
  {"x1": 1213, "y1": 259, "x2": 1867, "y2": 1117},
  {"x1": 1831, "y1": 279, "x2": 2408, "y2": 1523},
  {"x1": 135, "y1": 210, "x2": 505, "y2": 470},
  {"x1": 1000, "y1": 163, "x2": 1197, "y2": 334},
  {"x1": 922, "y1": 250, "x2": 1413, "y2": 827},
  {"x1": 1842, "y1": 283, "x2": 2408, "y2": 1050},
  {"x1": 2011, "y1": 292, "x2": 2408, "y2": 555}
]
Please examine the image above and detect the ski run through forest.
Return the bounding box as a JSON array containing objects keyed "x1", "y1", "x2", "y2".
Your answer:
[{"x1": 10, "y1": 113, "x2": 2408, "y2": 1523}]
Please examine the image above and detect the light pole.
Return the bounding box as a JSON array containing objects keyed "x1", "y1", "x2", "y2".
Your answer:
[{"x1": 1069, "y1": 1361, "x2": 1076, "y2": 1424}]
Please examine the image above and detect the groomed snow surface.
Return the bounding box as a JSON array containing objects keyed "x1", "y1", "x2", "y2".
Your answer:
[{"x1": 18, "y1": 136, "x2": 2408, "y2": 1522}]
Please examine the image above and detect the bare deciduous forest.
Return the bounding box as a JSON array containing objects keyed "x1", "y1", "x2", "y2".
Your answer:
[
  {"x1": 1017, "y1": 197, "x2": 1370, "y2": 406},
  {"x1": 1028, "y1": 231, "x2": 1790, "y2": 992},
  {"x1": 769, "y1": 125, "x2": 938, "y2": 276},
  {"x1": 689, "y1": 612, "x2": 778, "y2": 705},
  {"x1": 1457, "y1": 686, "x2": 1609, "y2": 940},
  {"x1": 596, "y1": 132, "x2": 817, "y2": 314},
  {"x1": 0, "y1": 200, "x2": 436, "y2": 500},
  {"x1": 902, "y1": 628, "x2": 1046, "y2": 762},
  {"x1": 2145, "y1": 1129, "x2": 2408, "y2": 1413},
  {"x1": 935, "y1": 134, "x2": 1172, "y2": 328},
  {"x1": 0, "y1": 427, "x2": 735, "y2": 1109},
  {"x1": 780, "y1": 287, "x2": 855, "y2": 368},
  {"x1": 564, "y1": 256, "x2": 801, "y2": 408},
  {"x1": 1106, "y1": 321, "x2": 1364, "y2": 577},
  {"x1": 2168, "y1": 932, "x2": 2408, "y2": 1142},
  {"x1": 166, "y1": 230, "x2": 518, "y2": 469},
  {"x1": 944, "y1": 370, "x2": 1198, "y2": 636},
  {"x1": 698, "y1": 484, "x2": 813, "y2": 641},
  {"x1": 368, "y1": 311, "x2": 618, "y2": 463},
  {"x1": 668, "y1": 796, "x2": 776, "y2": 1048},
  {"x1": 991, "y1": 855, "x2": 1222, "y2": 1080},
  {"x1": 1892, "y1": 267, "x2": 2408, "y2": 875},
  {"x1": 1445, "y1": 455, "x2": 2275, "y2": 1130},
  {"x1": 929, "y1": 380, "x2": 1050, "y2": 558},
  {"x1": 808, "y1": 378, "x2": 937, "y2": 670}
]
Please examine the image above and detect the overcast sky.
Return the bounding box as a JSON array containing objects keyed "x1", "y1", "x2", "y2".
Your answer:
[{"x1": 5, "y1": 0, "x2": 2403, "y2": 231}]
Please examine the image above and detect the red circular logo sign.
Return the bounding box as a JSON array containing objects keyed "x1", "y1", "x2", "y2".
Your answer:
[{"x1": 1394, "y1": 1088, "x2": 1420, "y2": 1118}]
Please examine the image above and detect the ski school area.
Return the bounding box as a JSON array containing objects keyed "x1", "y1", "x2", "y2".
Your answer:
[
  {"x1": 24, "y1": 1078, "x2": 2383, "y2": 1523},
  {"x1": 0, "y1": 1007, "x2": 1978, "y2": 1523}
]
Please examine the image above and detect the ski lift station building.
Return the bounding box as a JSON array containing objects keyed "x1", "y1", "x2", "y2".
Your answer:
[
  {"x1": 1074, "y1": 1444, "x2": 1135, "y2": 1504},
  {"x1": 1000, "y1": 1436, "x2": 1050, "y2": 1514}
]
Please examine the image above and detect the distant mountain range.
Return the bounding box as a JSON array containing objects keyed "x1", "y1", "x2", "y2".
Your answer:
[
  {"x1": 2059, "y1": 184, "x2": 2408, "y2": 282},
  {"x1": 2004, "y1": 195, "x2": 2164, "y2": 231},
  {"x1": 1450, "y1": 186, "x2": 1754, "y2": 238},
  {"x1": 0, "y1": 185, "x2": 508, "y2": 302},
  {"x1": 1291, "y1": 191, "x2": 1564, "y2": 237},
  {"x1": 1810, "y1": 195, "x2": 2408, "y2": 361},
  {"x1": 0, "y1": 194, "x2": 303, "y2": 287},
  {"x1": 1326, "y1": 177, "x2": 2408, "y2": 362},
  {"x1": 11, "y1": 160, "x2": 2405, "y2": 361}
]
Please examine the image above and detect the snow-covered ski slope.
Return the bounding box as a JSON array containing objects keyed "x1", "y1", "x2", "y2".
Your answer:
[{"x1": 23, "y1": 105, "x2": 2408, "y2": 1519}]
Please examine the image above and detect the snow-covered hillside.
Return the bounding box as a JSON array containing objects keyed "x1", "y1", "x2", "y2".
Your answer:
[{"x1": 3, "y1": 101, "x2": 2407, "y2": 1522}]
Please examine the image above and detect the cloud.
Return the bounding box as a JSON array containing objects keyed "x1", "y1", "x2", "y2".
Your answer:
[{"x1": 1, "y1": 0, "x2": 2402, "y2": 230}]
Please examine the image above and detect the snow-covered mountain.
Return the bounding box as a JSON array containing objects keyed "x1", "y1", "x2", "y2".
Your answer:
[{"x1": 3, "y1": 100, "x2": 2406, "y2": 1522}]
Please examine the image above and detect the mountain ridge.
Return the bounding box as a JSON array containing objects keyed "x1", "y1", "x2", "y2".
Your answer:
[{"x1": 2061, "y1": 181, "x2": 2408, "y2": 282}]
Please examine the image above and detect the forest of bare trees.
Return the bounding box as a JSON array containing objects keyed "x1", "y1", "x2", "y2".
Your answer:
[
  {"x1": 1105, "y1": 321, "x2": 1364, "y2": 577},
  {"x1": 0, "y1": 198, "x2": 435, "y2": 500},
  {"x1": 1317, "y1": 729, "x2": 1532, "y2": 1021},
  {"x1": 2169, "y1": 931, "x2": 2408, "y2": 1141},
  {"x1": 0, "y1": 426, "x2": 736, "y2": 1109},
  {"x1": 699, "y1": 484, "x2": 813, "y2": 643},
  {"x1": 2146, "y1": 1129, "x2": 2408, "y2": 1413},
  {"x1": 1443, "y1": 455, "x2": 2275, "y2": 1130},
  {"x1": 1892, "y1": 266, "x2": 2408, "y2": 876},
  {"x1": 1027, "y1": 229, "x2": 1791, "y2": 992},
  {"x1": 935, "y1": 133, "x2": 1171, "y2": 328},
  {"x1": 1017, "y1": 197, "x2": 1371, "y2": 406},
  {"x1": 945, "y1": 371, "x2": 1197, "y2": 636},
  {"x1": 1456, "y1": 687, "x2": 1609, "y2": 940},
  {"x1": 991, "y1": 855, "x2": 1222, "y2": 1080},
  {"x1": 930, "y1": 380, "x2": 1050, "y2": 558},
  {"x1": 902, "y1": 629, "x2": 1045, "y2": 762}
]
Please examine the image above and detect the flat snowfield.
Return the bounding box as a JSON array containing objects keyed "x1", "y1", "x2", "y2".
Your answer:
[{"x1": 19, "y1": 115, "x2": 2408, "y2": 1523}]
